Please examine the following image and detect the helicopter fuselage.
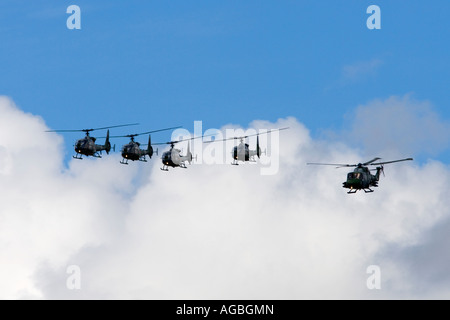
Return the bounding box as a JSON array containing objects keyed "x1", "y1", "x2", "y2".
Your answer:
[
  {"x1": 119, "y1": 134, "x2": 156, "y2": 164},
  {"x1": 161, "y1": 144, "x2": 193, "y2": 171},
  {"x1": 162, "y1": 148, "x2": 183, "y2": 168},
  {"x1": 74, "y1": 137, "x2": 105, "y2": 157},
  {"x1": 343, "y1": 165, "x2": 380, "y2": 193},
  {"x1": 233, "y1": 143, "x2": 250, "y2": 162},
  {"x1": 73, "y1": 130, "x2": 111, "y2": 159},
  {"x1": 121, "y1": 141, "x2": 147, "y2": 161},
  {"x1": 231, "y1": 141, "x2": 261, "y2": 165}
]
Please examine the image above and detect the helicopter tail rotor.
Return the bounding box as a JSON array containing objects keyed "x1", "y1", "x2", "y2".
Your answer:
[{"x1": 375, "y1": 165, "x2": 385, "y2": 181}]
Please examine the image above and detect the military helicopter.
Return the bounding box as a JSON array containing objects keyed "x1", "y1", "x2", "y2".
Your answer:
[
  {"x1": 307, "y1": 157, "x2": 413, "y2": 193},
  {"x1": 154, "y1": 135, "x2": 210, "y2": 171},
  {"x1": 205, "y1": 127, "x2": 289, "y2": 165},
  {"x1": 108, "y1": 126, "x2": 182, "y2": 165},
  {"x1": 46, "y1": 123, "x2": 138, "y2": 159}
]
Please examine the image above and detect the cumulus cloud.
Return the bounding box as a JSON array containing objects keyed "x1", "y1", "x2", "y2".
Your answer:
[{"x1": 1, "y1": 95, "x2": 450, "y2": 299}]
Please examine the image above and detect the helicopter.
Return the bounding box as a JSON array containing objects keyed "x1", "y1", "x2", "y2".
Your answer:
[
  {"x1": 46, "y1": 123, "x2": 138, "y2": 159},
  {"x1": 205, "y1": 127, "x2": 289, "y2": 165},
  {"x1": 154, "y1": 135, "x2": 210, "y2": 171},
  {"x1": 108, "y1": 126, "x2": 182, "y2": 165},
  {"x1": 307, "y1": 157, "x2": 413, "y2": 193}
]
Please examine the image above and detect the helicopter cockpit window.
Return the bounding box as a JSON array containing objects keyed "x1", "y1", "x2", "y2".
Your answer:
[
  {"x1": 162, "y1": 153, "x2": 171, "y2": 161},
  {"x1": 348, "y1": 172, "x2": 362, "y2": 179}
]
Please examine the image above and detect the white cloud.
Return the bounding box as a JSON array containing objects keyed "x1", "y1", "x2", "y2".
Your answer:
[{"x1": 1, "y1": 95, "x2": 450, "y2": 299}]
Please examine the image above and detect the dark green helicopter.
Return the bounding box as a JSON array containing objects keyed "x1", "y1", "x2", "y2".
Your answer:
[
  {"x1": 307, "y1": 157, "x2": 413, "y2": 193},
  {"x1": 46, "y1": 123, "x2": 138, "y2": 159},
  {"x1": 108, "y1": 126, "x2": 182, "y2": 165}
]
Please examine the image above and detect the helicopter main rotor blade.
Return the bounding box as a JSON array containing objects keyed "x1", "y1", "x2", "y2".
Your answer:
[
  {"x1": 240, "y1": 127, "x2": 289, "y2": 139},
  {"x1": 363, "y1": 157, "x2": 382, "y2": 165},
  {"x1": 109, "y1": 126, "x2": 182, "y2": 138},
  {"x1": 370, "y1": 158, "x2": 413, "y2": 166},
  {"x1": 306, "y1": 162, "x2": 357, "y2": 168},
  {"x1": 153, "y1": 134, "x2": 216, "y2": 146},
  {"x1": 307, "y1": 157, "x2": 413, "y2": 168},
  {"x1": 204, "y1": 127, "x2": 290, "y2": 143},
  {"x1": 46, "y1": 123, "x2": 139, "y2": 133},
  {"x1": 89, "y1": 123, "x2": 140, "y2": 131},
  {"x1": 134, "y1": 126, "x2": 182, "y2": 136},
  {"x1": 46, "y1": 129, "x2": 86, "y2": 133}
]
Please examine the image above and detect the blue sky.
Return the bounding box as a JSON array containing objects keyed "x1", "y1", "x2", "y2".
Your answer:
[
  {"x1": 3, "y1": 1, "x2": 450, "y2": 300},
  {"x1": 1, "y1": 0, "x2": 449, "y2": 161}
]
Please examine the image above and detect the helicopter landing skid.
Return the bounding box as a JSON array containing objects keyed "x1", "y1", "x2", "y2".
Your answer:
[
  {"x1": 160, "y1": 166, "x2": 169, "y2": 171},
  {"x1": 231, "y1": 161, "x2": 239, "y2": 165},
  {"x1": 120, "y1": 159, "x2": 129, "y2": 165},
  {"x1": 73, "y1": 154, "x2": 83, "y2": 160},
  {"x1": 347, "y1": 188, "x2": 374, "y2": 194}
]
